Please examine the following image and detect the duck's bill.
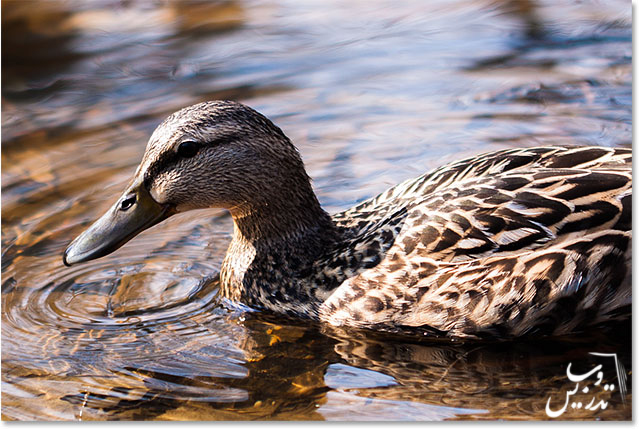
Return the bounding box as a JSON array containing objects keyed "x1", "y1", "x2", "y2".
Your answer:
[{"x1": 63, "y1": 183, "x2": 174, "y2": 266}]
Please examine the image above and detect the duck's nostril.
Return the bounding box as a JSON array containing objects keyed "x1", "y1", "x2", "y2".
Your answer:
[{"x1": 120, "y1": 195, "x2": 136, "y2": 211}]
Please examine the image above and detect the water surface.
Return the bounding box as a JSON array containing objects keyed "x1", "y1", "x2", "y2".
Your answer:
[{"x1": 1, "y1": 0, "x2": 631, "y2": 420}]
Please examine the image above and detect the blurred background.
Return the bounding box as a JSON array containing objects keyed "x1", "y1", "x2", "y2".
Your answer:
[{"x1": 1, "y1": 0, "x2": 632, "y2": 421}]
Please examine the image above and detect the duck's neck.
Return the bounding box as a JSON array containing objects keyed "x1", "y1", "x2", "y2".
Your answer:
[{"x1": 220, "y1": 184, "x2": 340, "y2": 315}]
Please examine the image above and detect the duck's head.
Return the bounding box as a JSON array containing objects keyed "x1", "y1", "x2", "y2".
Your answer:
[{"x1": 63, "y1": 100, "x2": 316, "y2": 266}]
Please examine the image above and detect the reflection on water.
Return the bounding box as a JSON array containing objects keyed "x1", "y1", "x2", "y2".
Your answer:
[{"x1": 1, "y1": 0, "x2": 631, "y2": 421}]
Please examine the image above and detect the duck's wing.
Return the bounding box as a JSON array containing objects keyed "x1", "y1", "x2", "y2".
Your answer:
[
  {"x1": 401, "y1": 165, "x2": 631, "y2": 263},
  {"x1": 321, "y1": 146, "x2": 631, "y2": 338},
  {"x1": 333, "y1": 146, "x2": 631, "y2": 262},
  {"x1": 333, "y1": 146, "x2": 630, "y2": 235}
]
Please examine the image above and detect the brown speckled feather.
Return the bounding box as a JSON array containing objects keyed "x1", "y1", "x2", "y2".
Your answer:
[{"x1": 318, "y1": 146, "x2": 631, "y2": 338}]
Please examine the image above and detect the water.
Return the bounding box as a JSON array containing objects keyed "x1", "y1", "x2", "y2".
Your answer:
[{"x1": 1, "y1": 0, "x2": 631, "y2": 421}]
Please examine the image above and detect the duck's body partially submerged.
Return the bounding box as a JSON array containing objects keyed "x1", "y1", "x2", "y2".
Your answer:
[{"x1": 64, "y1": 101, "x2": 632, "y2": 339}]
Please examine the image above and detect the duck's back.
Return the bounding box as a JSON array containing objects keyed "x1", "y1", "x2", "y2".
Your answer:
[{"x1": 320, "y1": 146, "x2": 631, "y2": 339}]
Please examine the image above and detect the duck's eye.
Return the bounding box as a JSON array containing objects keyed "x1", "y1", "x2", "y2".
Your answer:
[{"x1": 177, "y1": 141, "x2": 199, "y2": 158}]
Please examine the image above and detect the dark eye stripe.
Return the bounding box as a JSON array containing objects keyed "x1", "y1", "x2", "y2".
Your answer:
[
  {"x1": 143, "y1": 134, "x2": 238, "y2": 189},
  {"x1": 144, "y1": 150, "x2": 179, "y2": 189}
]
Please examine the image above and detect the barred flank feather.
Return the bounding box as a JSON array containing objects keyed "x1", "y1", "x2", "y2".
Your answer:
[{"x1": 319, "y1": 146, "x2": 631, "y2": 338}]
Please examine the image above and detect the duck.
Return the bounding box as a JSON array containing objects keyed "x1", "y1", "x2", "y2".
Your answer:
[{"x1": 63, "y1": 101, "x2": 632, "y2": 340}]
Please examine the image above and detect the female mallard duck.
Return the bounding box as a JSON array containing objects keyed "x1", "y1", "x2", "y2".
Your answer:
[{"x1": 64, "y1": 101, "x2": 632, "y2": 339}]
